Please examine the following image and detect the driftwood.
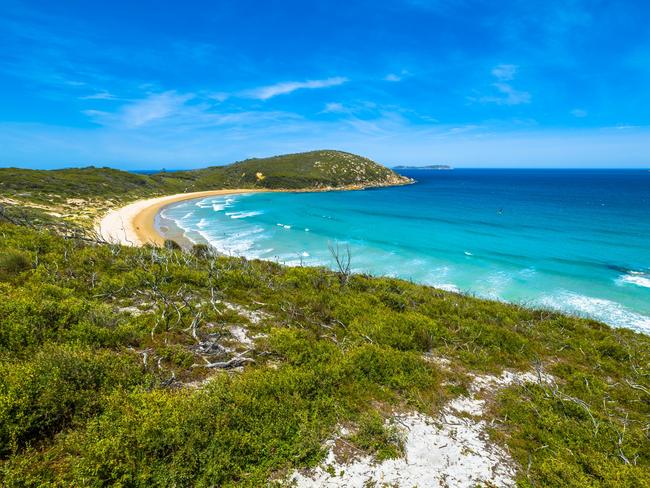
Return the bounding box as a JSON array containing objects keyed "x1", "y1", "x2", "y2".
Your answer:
[
  {"x1": 202, "y1": 356, "x2": 255, "y2": 369},
  {"x1": 193, "y1": 350, "x2": 254, "y2": 369}
]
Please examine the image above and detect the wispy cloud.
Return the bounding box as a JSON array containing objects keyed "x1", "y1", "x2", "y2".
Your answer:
[
  {"x1": 491, "y1": 64, "x2": 517, "y2": 81},
  {"x1": 243, "y1": 77, "x2": 348, "y2": 100},
  {"x1": 208, "y1": 92, "x2": 230, "y2": 102},
  {"x1": 322, "y1": 102, "x2": 347, "y2": 113},
  {"x1": 84, "y1": 91, "x2": 195, "y2": 127},
  {"x1": 384, "y1": 69, "x2": 411, "y2": 82},
  {"x1": 571, "y1": 108, "x2": 588, "y2": 118},
  {"x1": 82, "y1": 89, "x2": 304, "y2": 132},
  {"x1": 471, "y1": 64, "x2": 531, "y2": 106},
  {"x1": 79, "y1": 91, "x2": 117, "y2": 100},
  {"x1": 121, "y1": 91, "x2": 195, "y2": 127},
  {"x1": 484, "y1": 83, "x2": 531, "y2": 105}
]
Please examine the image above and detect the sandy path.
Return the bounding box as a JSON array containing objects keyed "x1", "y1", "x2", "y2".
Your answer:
[{"x1": 97, "y1": 189, "x2": 266, "y2": 246}]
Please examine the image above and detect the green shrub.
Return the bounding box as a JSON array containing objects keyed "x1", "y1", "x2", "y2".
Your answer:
[
  {"x1": 0, "y1": 344, "x2": 147, "y2": 455},
  {"x1": 191, "y1": 243, "x2": 212, "y2": 259},
  {"x1": 163, "y1": 239, "x2": 181, "y2": 250},
  {"x1": 349, "y1": 410, "x2": 405, "y2": 461},
  {"x1": 0, "y1": 249, "x2": 31, "y2": 279}
]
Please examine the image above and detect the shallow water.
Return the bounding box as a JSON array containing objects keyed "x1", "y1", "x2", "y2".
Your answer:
[{"x1": 160, "y1": 169, "x2": 650, "y2": 332}]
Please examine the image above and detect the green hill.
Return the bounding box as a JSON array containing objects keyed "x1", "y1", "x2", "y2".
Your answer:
[
  {"x1": 0, "y1": 150, "x2": 411, "y2": 203},
  {"x1": 0, "y1": 150, "x2": 411, "y2": 228},
  {"x1": 188, "y1": 150, "x2": 412, "y2": 190}
]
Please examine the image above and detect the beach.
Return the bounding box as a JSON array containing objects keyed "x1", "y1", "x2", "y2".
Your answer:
[
  {"x1": 96, "y1": 180, "x2": 406, "y2": 247},
  {"x1": 97, "y1": 189, "x2": 266, "y2": 246}
]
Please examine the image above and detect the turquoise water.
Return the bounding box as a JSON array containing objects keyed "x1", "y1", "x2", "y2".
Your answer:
[{"x1": 160, "y1": 169, "x2": 650, "y2": 332}]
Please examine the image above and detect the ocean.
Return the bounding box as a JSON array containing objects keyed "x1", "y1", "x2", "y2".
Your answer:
[{"x1": 159, "y1": 169, "x2": 650, "y2": 333}]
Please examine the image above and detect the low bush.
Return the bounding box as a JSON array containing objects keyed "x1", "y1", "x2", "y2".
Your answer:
[{"x1": 0, "y1": 250, "x2": 30, "y2": 279}]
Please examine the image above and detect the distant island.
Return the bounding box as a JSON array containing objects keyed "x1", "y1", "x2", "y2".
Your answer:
[{"x1": 393, "y1": 164, "x2": 453, "y2": 170}]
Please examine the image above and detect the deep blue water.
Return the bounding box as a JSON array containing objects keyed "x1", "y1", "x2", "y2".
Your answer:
[{"x1": 160, "y1": 169, "x2": 650, "y2": 332}]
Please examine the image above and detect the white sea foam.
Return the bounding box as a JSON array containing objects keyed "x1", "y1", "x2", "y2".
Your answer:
[
  {"x1": 197, "y1": 218, "x2": 209, "y2": 229},
  {"x1": 475, "y1": 271, "x2": 512, "y2": 299},
  {"x1": 248, "y1": 248, "x2": 275, "y2": 259},
  {"x1": 537, "y1": 291, "x2": 650, "y2": 333},
  {"x1": 517, "y1": 267, "x2": 537, "y2": 279},
  {"x1": 235, "y1": 226, "x2": 265, "y2": 237},
  {"x1": 464, "y1": 251, "x2": 473, "y2": 256},
  {"x1": 181, "y1": 211, "x2": 194, "y2": 220},
  {"x1": 276, "y1": 223, "x2": 291, "y2": 229},
  {"x1": 436, "y1": 283, "x2": 460, "y2": 293},
  {"x1": 195, "y1": 198, "x2": 213, "y2": 208},
  {"x1": 211, "y1": 203, "x2": 226, "y2": 211},
  {"x1": 616, "y1": 271, "x2": 650, "y2": 289},
  {"x1": 206, "y1": 235, "x2": 255, "y2": 255},
  {"x1": 226, "y1": 211, "x2": 262, "y2": 219},
  {"x1": 170, "y1": 218, "x2": 193, "y2": 233}
]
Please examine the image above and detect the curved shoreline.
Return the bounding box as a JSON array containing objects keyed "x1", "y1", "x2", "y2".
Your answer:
[
  {"x1": 97, "y1": 189, "x2": 269, "y2": 246},
  {"x1": 96, "y1": 180, "x2": 413, "y2": 246}
]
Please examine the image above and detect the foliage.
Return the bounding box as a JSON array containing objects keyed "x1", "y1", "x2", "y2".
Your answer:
[
  {"x1": 0, "y1": 166, "x2": 174, "y2": 204},
  {"x1": 0, "y1": 249, "x2": 31, "y2": 279},
  {"x1": 0, "y1": 150, "x2": 410, "y2": 206},
  {"x1": 163, "y1": 239, "x2": 182, "y2": 250},
  {"x1": 348, "y1": 410, "x2": 406, "y2": 461},
  {"x1": 0, "y1": 221, "x2": 647, "y2": 486},
  {"x1": 190, "y1": 243, "x2": 212, "y2": 259}
]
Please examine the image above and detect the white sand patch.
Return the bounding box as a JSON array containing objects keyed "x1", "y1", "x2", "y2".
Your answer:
[
  {"x1": 97, "y1": 196, "x2": 171, "y2": 246},
  {"x1": 289, "y1": 369, "x2": 554, "y2": 487},
  {"x1": 222, "y1": 301, "x2": 269, "y2": 324},
  {"x1": 116, "y1": 305, "x2": 144, "y2": 316},
  {"x1": 421, "y1": 353, "x2": 452, "y2": 369},
  {"x1": 228, "y1": 325, "x2": 254, "y2": 346}
]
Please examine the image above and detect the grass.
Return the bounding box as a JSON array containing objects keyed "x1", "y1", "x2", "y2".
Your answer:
[{"x1": 0, "y1": 219, "x2": 647, "y2": 486}]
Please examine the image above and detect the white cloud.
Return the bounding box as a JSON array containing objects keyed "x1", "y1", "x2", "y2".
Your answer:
[
  {"x1": 79, "y1": 91, "x2": 117, "y2": 100},
  {"x1": 83, "y1": 91, "x2": 196, "y2": 128},
  {"x1": 322, "y1": 102, "x2": 346, "y2": 113},
  {"x1": 122, "y1": 91, "x2": 195, "y2": 127},
  {"x1": 487, "y1": 83, "x2": 531, "y2": 105},
  {"x1": 208, "y1": 92, "x2": 230, "y2": 102},
  {"x1": 571, "y1": 108, "x2": 588, "y2": 118},
  {"x1": 473, "y1": 64, "x2": 530, "y2": 106},
  {"x1": 243, "y1": 77, "x2": 348, "y2": 100},
  {"x1": 385, "y1": 73, "x2": 402, "y2": 82},
  {"x1": 491, "y1": 64, "x2": 517, "y2": 81},
  {"x1": 82, "y1": 89, "x2": 305, "y2": 133}
]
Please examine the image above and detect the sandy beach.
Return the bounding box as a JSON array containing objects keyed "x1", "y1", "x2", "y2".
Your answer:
[{"x1": 97, "y1": 189, "x2": 266, "y2": 246}]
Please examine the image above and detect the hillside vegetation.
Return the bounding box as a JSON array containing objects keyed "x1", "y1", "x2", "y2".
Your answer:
[
  {"x1": 0, "y1": 150, "x2": 409, "y2": 202},
  {"x1": 0, "y1": 150, "x2": 410, "y2": 229},
  {"x1": 189, "y1": 150, "x2": 412, "y2": 190},
  {"x1": 0, "y1": 218, "x2": 648, "y2": 486}
]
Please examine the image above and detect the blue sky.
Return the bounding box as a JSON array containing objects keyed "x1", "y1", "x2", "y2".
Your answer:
[{"x1": 1, "y1": 0, "x2": 649, "y2": 169}]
